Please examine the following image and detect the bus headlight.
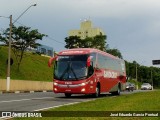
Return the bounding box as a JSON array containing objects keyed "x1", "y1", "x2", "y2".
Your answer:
[
  {"x1": 80, "y1": 83, "x2": 86, "y2": 86},
  {"x1": 54, "y1": 82, "x2": 58, "y2": 86},
  {"x1": 81, "y1": 88, "x2": 85, "y2": 92}
]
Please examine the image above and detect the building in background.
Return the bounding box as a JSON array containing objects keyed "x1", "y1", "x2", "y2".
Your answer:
[
  {"x1": 36, "y1": 45, "x2": 53, "y2": 57},
  {"x1": 69, "y1": 20, "x2": 105, "y2": 39}
]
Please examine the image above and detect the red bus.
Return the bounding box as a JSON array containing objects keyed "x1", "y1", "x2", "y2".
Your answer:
[{"x1": 48, "y1": 48, "x2": 126, "y2": 97}]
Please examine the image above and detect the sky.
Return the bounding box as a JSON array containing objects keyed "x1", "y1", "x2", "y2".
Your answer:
[{"x1": 0, "y1": 0, "x2": 160, "y2": 67}]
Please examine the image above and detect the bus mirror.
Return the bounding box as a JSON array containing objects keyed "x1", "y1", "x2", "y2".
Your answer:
[
  {"x1": 87, "y1": 56, "x2": 91, "y2": 67},
  {"x1": 48, "y1": 57, "x2": 57, "y2": 67}
]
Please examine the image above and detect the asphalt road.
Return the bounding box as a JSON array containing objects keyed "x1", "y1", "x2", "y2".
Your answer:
[
  {"x1": 0, "y1": 92, "x2": 95, "y2": 112},
  {"x1": 0, "y1": 90, "x2": 151, "y2": 112}
]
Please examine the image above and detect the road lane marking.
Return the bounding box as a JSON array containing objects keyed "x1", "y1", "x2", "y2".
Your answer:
[
  {"x1": 34, "y1": 99, "x2": 96, "y2": 111},
  {"x1": 0, "y1": 97, "x2": 53, "y2": 103},
  {"x1": 34, "y1": 102, "x2": 80, "y2": 111}
]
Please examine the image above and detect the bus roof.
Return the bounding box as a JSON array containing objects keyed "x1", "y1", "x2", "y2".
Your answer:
[{"x1": 58, "y1": 48, "x2": 120, "y2": 60}]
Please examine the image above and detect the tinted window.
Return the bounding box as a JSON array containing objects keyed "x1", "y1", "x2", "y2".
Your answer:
[
  {"x1": 97, "y1": 53, "x2": 125, "y2": 73},
  {"x1": 54, "y1": 55, "x2": 88, "y2": 80}
]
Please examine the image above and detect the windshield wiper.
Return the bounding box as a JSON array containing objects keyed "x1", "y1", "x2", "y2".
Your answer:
[
  {"x1": 60, "y1": 62, "x2": 69, "y2": 80},
  {"x1": 76, "y1": 76, "x2": 87, "y2": 80},
  {"x1": 70, "y1": 65, "x2": 78, "y2": 80},
  {"x1": 59, "y1": 62, "x2": 78, "y2": 80}
]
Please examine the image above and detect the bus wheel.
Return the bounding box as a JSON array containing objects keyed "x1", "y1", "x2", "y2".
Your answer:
[
  {"x1": 93, "y1": 85, "x2": 100, "y2": 98},
  {"x1": 112, "y1": 85, "x2": 120, "y2": 95},
  {"x1": 65, "y1": 93, "x2": 71, "y2": 98},
  {"x1": 116, "y1": 86, "x2": 120, "y2": 95}
]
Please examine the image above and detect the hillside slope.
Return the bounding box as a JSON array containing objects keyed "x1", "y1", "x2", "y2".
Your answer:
[{"x1": 0, "y1": 46, "x2": 53, "y2": 81}]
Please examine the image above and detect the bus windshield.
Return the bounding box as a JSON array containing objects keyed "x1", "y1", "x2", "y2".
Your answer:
[{"x1": 54, "y1": 55, "x2": 88, "y2": 80}]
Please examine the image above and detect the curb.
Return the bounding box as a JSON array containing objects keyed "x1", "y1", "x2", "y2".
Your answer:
[{"x1": 0, "y1": 90, "x2": 53, "y2": 94}]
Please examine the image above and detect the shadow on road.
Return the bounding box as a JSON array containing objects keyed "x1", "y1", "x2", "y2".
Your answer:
[{"x1": 55, "y1": 93, "x2": 114, "y2": 99}]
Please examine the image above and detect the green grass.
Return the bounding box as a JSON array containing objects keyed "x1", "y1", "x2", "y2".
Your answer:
[
  {"x1": 14, "y1": 90, "x2": 160, "y2": 120},
  {"x1": 0, "y1": 46, "x2": 53, "y2": 81},
  {"x1": 50, "y1": 90, "x2": 160, "y2": 111}
]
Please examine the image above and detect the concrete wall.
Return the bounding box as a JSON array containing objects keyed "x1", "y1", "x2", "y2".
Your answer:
[{"x1": 0, "y1": 79, "x2": 52, "y2": 91}]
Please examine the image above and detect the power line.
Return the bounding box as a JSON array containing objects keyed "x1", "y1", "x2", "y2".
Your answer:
[
  {"x1": 47, "y1": 36, "x2": 65, "y2": 45},
  {"x1": 0, "y1": 28, "x2": 5, "y2": 32},
  {"x1": 0, "y1": 17, "x2": 27, "y2": 32},
  {"x1": 13, "y1": 22, "x2": 66, "y2": 46},
  {"x1": 14, "y1": 20, "x2": 26, "y2": 26},
  {"x1": 1, "y1": 17, "x2": 66, "y2": 46}
]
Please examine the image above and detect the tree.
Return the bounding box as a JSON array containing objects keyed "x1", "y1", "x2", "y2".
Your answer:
[
  {"x1": 92, "y1": 35, "x2": 107, "y2": 51},
  {"x1": 81, "y1": 37, "x2": 93, "y2": 48},
  {"x1": 65, "y1": 36, "x2": 82, "y2": 49},
  {"x1": 64, "y1": 35, "x2": 107, "y2": 51},
  {"x1": 0, "y1": 25, "x2": 46, "y2": 71},
  {"x1": 106, "y1": 48, "x2": 123, "y2": 59},
  {"x1": 153, "y1": 69, "x2": 160, "y2": 88}
]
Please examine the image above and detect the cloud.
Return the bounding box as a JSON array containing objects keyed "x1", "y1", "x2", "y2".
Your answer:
[
  {"x1": 1, "y1": 0, "x2": 160, "y2": 66},
  {"x1": 39, "y1": 0, "x2": 160, "y2": 19}
]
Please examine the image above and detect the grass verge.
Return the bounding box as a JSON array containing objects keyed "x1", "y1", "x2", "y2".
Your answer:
[
  {"x1": 0, "y1": 46, "x2": 53, "y2": 81},
  {"x1": 14, "y1": 90, "x2": 160, "y2": 120}
]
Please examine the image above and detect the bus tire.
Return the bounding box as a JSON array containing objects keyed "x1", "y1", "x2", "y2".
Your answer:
[
  {"x1": 65, "y1": 93, "x2": 71, "y2": 98},
  {"x1": 112, "y1": 85, "x2": 120, "y2": 95},
  {"x1": 93, "y1": 85, "x2": 100, "y2": 98}
]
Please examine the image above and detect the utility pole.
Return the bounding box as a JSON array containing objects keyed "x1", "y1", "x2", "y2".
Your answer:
[
  {"x1": 136, "y1": 63, "x2": 137, "y2": 81},
  {"x1": 151, "y1": 69, "x2": 153, "y2": 90},
  {"x1": 6, "y1": 15, "x2": 12, "y2": 91},
  {"x1": 4, "y1": 4, "x2": 37, "y2": 91},
  {"x1": 152, "y1": 59, "x2": 160, "y2": 90},
  {"x1": 135, "y1": 63, "x2": 138, "y2": 90}
]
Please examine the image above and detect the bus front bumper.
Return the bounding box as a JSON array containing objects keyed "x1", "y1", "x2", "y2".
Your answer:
[{"x1": 53, "y1": 83, "x2": 93, "y2": 94}]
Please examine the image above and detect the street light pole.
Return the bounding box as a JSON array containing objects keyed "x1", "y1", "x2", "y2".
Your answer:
[
  {"x1": 13, "y1": 4, "x2": 36, "y2": 24},
  {"x1": 4, "y1": 4, "x2": 37, "y2": 91}
]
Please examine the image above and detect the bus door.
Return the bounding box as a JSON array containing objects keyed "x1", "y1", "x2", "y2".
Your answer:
[{"x1": 87, "y1": 53, "x2": 98, "y2": 93}]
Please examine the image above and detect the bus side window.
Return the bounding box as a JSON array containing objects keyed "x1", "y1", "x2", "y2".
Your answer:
[
  {"x1": 90, "y1": 53, "x2": 96, "y2": 68},
  {"x1": 88, "y1": 53, "x2": 96, "y2": 77},
  {"x1": 88, "y1": 65, "x2": 94, "y2": 76}
]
